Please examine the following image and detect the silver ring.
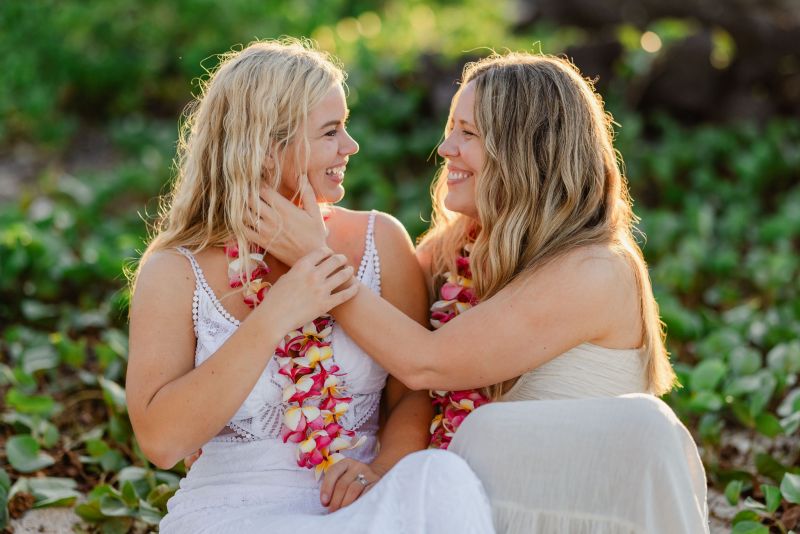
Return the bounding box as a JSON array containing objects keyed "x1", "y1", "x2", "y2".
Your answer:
[{"x1": 355, "y1": 473, "x2": 369, "y2": 487}]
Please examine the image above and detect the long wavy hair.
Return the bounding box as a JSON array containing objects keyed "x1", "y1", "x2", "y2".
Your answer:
[
  {"x1": 132, "y1": 38, "x2": 344, "y2": 287},
  {"x1": 420, "y1": 52, "x2": 676, "y2": 398}
]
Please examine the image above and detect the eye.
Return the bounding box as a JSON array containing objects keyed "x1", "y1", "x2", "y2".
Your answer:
[
  {"x1": 462, "y1": 129, "x2": 476, "y2": 137},
  {"x1": 325, "y1": 129, "x2": 338, "y2": 137}
]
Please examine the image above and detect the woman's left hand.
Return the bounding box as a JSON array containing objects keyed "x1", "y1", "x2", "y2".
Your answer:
[
  {"x1": 247, "y1": 175, "x2": 329, "y2": 266},
  {"x1": 320, "y1": 458, "x2": 385, "y2": 512}
]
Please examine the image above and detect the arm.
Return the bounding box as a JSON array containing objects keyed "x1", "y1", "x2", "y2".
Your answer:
[
  {"x1": 332, "y1": 252, "x2": 621, "y2": 390},
  {"x1": 366, "y1": 213, "x2": 433, "y2": 471},
  {"x1": 126, "y1": 249, "x2": 355, "y2": 469},
  {"x1": 320, "y1": 213, "x2": 433, "y2": 511},
  {"x1": 248, "y1": 190, "x2": 622, "y2": 392}
]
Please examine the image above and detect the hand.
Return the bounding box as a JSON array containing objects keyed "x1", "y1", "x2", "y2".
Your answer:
[
  {"x1": 320, "y1": 458, "x2": 384, "y2": 512},
  {"x1": 247, "y1": 174, "x2": 329, "y2": 266},
  {"x1": 183, "y1": 449, "x2": 202, "y2": 470},
  {"x1": 259, "y1": 248, "x2": 358, "y2": 332}
]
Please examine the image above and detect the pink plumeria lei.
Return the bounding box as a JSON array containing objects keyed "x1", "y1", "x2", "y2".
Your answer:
[
  {"x1": 225, "y1": 243, "x2": 364, "y2": 480},
  {"x1": 428, "y1": 245, "x2": 491, "y2": 449}
]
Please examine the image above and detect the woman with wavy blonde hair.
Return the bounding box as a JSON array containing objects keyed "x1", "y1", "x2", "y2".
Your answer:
[
  {"x1": 127, "y1": 39, "x2": 494, "y2": 533},
  {"x1": 255, "y1": 51, "x2": 709, "y2": 533}
]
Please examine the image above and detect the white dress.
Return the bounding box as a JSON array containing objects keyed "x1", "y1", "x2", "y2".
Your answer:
[
  {"x1": 449, "y1": 343, "x2": 710, "y2": 534},
  {"x1": 160, "y1": 212, "x2": 494, "y2": 534}
]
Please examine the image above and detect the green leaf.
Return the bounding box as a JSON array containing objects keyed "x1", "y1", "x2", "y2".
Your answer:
[
  {"x1": 28, "y1": 477, "x2": 80, "y2": 508},
  {"x1": 756, "y1": 453, "x2": 787, "y2": 483},
  {"x1": 780, "y1": 411, "x2": 800, "y2": 435},
  {"x1": 137, "y1": 499, "x2": 163, "y2": 524},
  {"x1": 777, "y1": 388, "x2": 800, "y2": 417},
  {"x1": 5, "y1": 388, "x2": 57, "y2": 416},
  {"x1": 98, "y1": 376, "x2": 127, "y2": 413},
  {"x1": 731, "y1": 521, "x2": 769, "y2": 534},
  {"x1": 74, "y1": 501, "x2": 105, "y2": 522},
  {"x1": 732, "y1": 509, "x2": 761, "y2": 524},
  {"x1": 767, "y1": 341, "x2": 800, "y2": 374},
  {"x1": 40, "y1": 421, "x2": 60, "y2": 448},
  {"x1": 99, "y1": 516, "x2": 134, "y2": 534},
  {"x1": 688, "y1": 391, "x2": 723, "y2": 412},
  {"x1": 726, "y1": 479, "x2": 744, "y2": 505},
  {"x1": 99, "y1": 449, "x2": 127, "y2": 472},
  {"x1": 729, "y1": 346, "x2": 762, "y2": 375},
  {"x1": 86, "y1": 438, "x2": 110, "y2": 457},
  {"x1": 6, "y1": 434, "x2": 55, "y2": 473},
  {"x1": 99, "y1": 494, "x2": 134, "y2": 517},
  {"x1": 21, "y1": 344, "x2": 60, "y2": 374},
  {"x1": 146, "y1": 484, "x2": 176, "y2": 510},
  {"x1": 755, "y1": 413, "x2": 783, "y2": 438},
  {"x1": 744, "y1": 496, "x2": 766, "y2": 512},
  {"x1": 121, "y1": 481, "x2": 139, "y2": 508},
  {"x1": 761, "y1": 484, "x2": 782, "y2": 514},
  {"x1": 689, "y1": 359, "x2": 727, "y2": 391},
  {"x1": 108, "y1": 413, "x2": 132, "y2": 444},
  {"x1": 781, "y1": 473, "x2": 800, "y2": 504},
  {"x1": 0, "y1": 468, "x2": 10, "y2": 528}
]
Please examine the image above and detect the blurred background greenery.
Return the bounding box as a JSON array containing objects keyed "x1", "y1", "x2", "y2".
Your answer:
[{"x1": 1, "y1": 0, "x2": 799, "y2": 532}]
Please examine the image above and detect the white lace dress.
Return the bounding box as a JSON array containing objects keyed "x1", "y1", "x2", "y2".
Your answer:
[
  {"x1": 159, "y1": 212, "x2": 494, "y2": 534},
  {"x1": 449, "y1": 343, "x2": 709, "y2": 533}
]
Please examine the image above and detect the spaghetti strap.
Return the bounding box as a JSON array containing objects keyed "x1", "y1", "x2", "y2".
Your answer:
[
  {"x1": 175, "y1": 246, "x2": 240, "y2": 326},
  {"x1": 356, "y1": 210, "x2": 381, "y2": 292}
]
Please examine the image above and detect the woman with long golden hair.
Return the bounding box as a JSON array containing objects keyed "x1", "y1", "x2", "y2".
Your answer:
[
  {"x1": 126, "y1": 39, "x2": 494, "y2": 533},
  {"x1": 254, "y1": 52, "x2": 709, "y2": 532}
]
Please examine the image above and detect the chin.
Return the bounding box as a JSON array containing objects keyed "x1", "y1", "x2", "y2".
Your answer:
[
  {"x1": 443, "y1": 194, "x2": 476, "y2": 217},
  {"x1": 314, "y1": 186, "x2": 345, "y2": 204}
]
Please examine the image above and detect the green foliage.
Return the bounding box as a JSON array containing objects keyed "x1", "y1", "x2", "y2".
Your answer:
[{"x1": 1, "y1": 0, "x2": 799, "y2": 531}]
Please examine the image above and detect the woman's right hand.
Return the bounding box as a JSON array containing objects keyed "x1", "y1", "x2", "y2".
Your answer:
[{"x1": 260, "y1": 248, "x2": 359, "y2": 332}]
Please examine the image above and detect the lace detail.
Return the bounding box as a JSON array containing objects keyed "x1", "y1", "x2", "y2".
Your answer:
[
  {"x1": 357, "y1": 210, "x2": 381, "y2": 293},
  {"x1": 178, "y1": 247, "x2": 240, "y2": 327},
  {"x1": 174, "y1": 214, "x2": 385, "y2": 444}
]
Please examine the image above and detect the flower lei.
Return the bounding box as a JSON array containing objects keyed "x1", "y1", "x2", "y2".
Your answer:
[
  {"x1": 428, "y1": 245, "x2": 491, "y2": 449},
  {"x1": 225, "y1": 243, "x2": 364, "y2": 480}
]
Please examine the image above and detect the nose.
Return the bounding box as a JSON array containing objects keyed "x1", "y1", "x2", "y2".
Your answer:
[
  {"x1": 437, "y1": 131, "x2": 458, "y2": 159},
  {"x1": 341, "y1": 129, "x2": 359, "y2": 156}
]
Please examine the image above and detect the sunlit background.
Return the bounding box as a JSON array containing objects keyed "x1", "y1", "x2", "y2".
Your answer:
[{"x1": 1, "y1": 0, "x2": 799, "y2": 531}]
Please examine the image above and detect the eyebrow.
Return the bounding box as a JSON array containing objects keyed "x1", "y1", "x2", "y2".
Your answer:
[
  {"x1": 320, "y1": 110, "x2": 350, "y2": 130},
  {"x1": 458, "y1": 118, "x2": 476, "y2": 127}
]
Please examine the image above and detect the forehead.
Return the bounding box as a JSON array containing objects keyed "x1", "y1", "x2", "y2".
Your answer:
[
  {"x1": 452, "y1": 81, "x2": 476, "y2": 120},
  {"x1": 309, "y1": 84, "x2": 347, "y2": 121}
]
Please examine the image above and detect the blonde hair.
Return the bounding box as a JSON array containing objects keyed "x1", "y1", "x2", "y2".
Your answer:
[
  {"x1": 133, "y1": 38, "x2": 344, "y2": 285},
  {"x1": 420, "y1": 52, "x2": 676, "y2": 397}
]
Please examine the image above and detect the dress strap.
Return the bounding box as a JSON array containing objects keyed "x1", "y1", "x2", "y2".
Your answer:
[
  {"x1": 175, "y1": 246, "x2": 203, "y2": 288},
  {"x1": 175, "y1": 246, "x2": 241, "y2": 326},
  {"x1": 356, "y1": 210, "x2": 381, "y2": 293}
]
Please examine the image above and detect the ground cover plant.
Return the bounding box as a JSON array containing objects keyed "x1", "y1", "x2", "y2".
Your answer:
[{"x1": 1, "y1": 1, "x2": 798, "y2": 532}]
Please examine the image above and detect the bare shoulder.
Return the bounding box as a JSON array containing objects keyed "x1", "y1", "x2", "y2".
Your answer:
[
  {"x1": 132, "y1": 249, "x2": 195, "y2": 307},
  {"x1": 327, "y1": 206, "x2": 413, "y2": 254},
  {"x1": 521, "y1": 244, "x2": 636, "y2": 303}
]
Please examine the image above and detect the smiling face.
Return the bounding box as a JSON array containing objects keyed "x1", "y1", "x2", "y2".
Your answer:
[
  {"x1": 276, "y1": 84, "x2": 359, "y2": 203},
  {"x1": 437, "y1": 81, "x2": 485, "y2": 219}
]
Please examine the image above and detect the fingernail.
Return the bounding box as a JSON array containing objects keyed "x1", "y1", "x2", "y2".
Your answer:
[{"x1": 321, "y1": 493, "x2": 329, "y2": 504}]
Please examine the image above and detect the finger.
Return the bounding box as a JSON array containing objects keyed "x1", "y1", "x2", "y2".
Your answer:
[
  {"x1": 314, "y1": 253, "x2": 349, "y2": 277},
  {"x1": 325, "y1": 265, "x2": 354, "y2": 291},
  {"x1": 298, "y1": 174, "x2": 323, "y2": 221},
  {"x1": 339, "y1": 480, "x2": 367, "y2": 510},
  {"x1": 327, "y1": 469, "x2": 355, "y2": 512},
  {"x1": 320, "y1": 459, "x2": 350, "y2": 506},
  {"x1": 329, "y1": 280, "x2": 360, "y2": 308},
  {"x1": 297, "y1": 248, "x2": 334, "y2": 269}
]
